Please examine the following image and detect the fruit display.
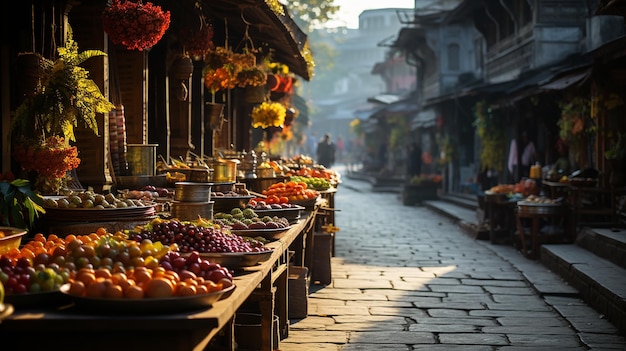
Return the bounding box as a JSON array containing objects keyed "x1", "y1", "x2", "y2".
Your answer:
[
  {"x1": 120, "y1": 185, "x2": 173, "y2": 200},
  {"x1": 64, "y1": 252, "x2": 232, "y2": 299},
  {"x1": 246, "y1": 198, "x2": 300, "y2": 210},
  {"x1": 42, "y1": 190, "x2": 154, "y2": 209},
  {"x1": 127, "y1": 217, "x2": 271, "y2": 253},
  {"x1": 213, "y1": 208, "x2": 290, "y2": 231},
  {"x1": 0, "y1": 225, "x2": 239, "y2": 302},
  {"x1": 288, "y1": 175, "x2": 331, "y2": 191},
  {"x1": 261, "y1": 181, "x2": 319, "y2": 203}
]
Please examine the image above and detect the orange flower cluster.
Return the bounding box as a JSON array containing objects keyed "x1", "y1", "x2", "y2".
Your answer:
[
  {"x1": 13, "y1": 136, "x2": 81, "y2": 179},
  {"x1": 102, "y1": 0, "x2": 171, "y2": 51},
  {"x1": 203, "y1": 47, "x2": 266, "y2": 92}
]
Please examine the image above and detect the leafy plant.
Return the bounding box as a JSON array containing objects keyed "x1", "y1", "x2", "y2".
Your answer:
[
  {"x1": 473, "y1": 100, "x2": 505, "y2": 172},
  {"x1": 605, "y1": 132, "x2": 626, "y2": 160},
  {"x1": 11, "y1": 25, "x2": 115, "y2": 142},
  {"x1": 0, "y1": 178, "x2": 45, "y2": 230}
]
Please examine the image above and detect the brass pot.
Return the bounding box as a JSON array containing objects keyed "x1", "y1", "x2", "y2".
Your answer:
[{"x1": 211, "y1": 159, "x2": 239, "y2": 182}]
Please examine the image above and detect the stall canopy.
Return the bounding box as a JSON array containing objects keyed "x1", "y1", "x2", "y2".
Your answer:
[
  {"x1": 201, "y1": 0, "x2": 313, "y2": 80},
  {"x1": 411, "y1": 109, "x2": 436, "y2": 129}
]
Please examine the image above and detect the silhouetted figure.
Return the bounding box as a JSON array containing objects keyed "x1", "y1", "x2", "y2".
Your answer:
[{"x1": 316, "y1": 134, "x2": 336, "y2": 168}]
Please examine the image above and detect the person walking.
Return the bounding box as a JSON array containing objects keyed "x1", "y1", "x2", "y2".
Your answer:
[{"x1": 316, "y1": 133, "x2": 336, "y2": 168}]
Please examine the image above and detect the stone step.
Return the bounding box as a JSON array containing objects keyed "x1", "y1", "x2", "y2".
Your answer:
[
  {"x1": 576, "y1": 227, "x2": 626, "y2": 270},
  {"x1": 540, "y1": 243, "x2": 626, "y2": 335},
  {"x1": 439, "y1": 192, "x2": 479, "y2": 211}
]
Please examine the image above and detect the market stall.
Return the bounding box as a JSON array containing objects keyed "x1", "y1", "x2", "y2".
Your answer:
[{"x1": 0, "y1": 207, "x2": 320, "y2": 351}]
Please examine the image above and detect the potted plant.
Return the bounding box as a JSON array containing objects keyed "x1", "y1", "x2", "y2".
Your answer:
[
  {"x1": 403, "y1": 174, "x2": 442, "y2": 206},
  {"x1": 11, "y1": 25, "x2": 115, "y2": 143},
  {"x1": 11, "y1": 26, "x2": 114, "y2": 194}
]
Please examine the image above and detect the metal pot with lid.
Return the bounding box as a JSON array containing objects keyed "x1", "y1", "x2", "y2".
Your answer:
[{"x1": 210, "y1": 158, "x2": 239, "y2": 182}]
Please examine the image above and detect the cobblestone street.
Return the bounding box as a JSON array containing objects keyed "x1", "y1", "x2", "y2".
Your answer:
[{"x1": 279, "y1": 172, "x2": 626, "y2": 351}]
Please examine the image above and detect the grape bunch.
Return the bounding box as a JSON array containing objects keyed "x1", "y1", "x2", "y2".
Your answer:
[
  {"x1": 159, "y1": 250, "x2": 233, "y2": 285},
  {"x1": 129, "y1": 219, "x2": 269, "y2": 254}
]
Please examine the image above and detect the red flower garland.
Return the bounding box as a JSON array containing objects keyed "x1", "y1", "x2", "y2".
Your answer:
[{"x1": 102, "y1": 0, "x2": 171, "y2": 51}]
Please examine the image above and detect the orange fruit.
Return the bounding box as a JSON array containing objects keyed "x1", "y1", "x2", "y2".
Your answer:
[
  {"x1": 76, "y1": 270, "x2": 96, "y2": 286},
  {"x1": 104, "y1": 284, "x2": 124, "y2": 299},
  {"x1": 124, "y1": 284, "x2": 145, "y2": 299},
  {"x1": 85, "y1": 278, "x2": 107, "y2": 298},
  {"x1": 144, "y1": 277, "x2": 175, "y2": 298},
  {"x1": 132, "y1": 269, "x2": 152, "y2": 284},
  {"x1": 68, "y1": 280, "x2": 86, "y2": 296},
  {"x1": 196, "y1": 284, "x2": 209, "y2": 295},
  {"x1": 176, "y1": 282, "x2": 196, "y2": 296},
  {"x1": 94, "y1": 268, "x2": 112, "y2": 279}
]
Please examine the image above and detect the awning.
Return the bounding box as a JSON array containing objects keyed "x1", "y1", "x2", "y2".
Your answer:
[
  {"x1": 367, "y1": 94, "x2": 402, "y2": 105},
  {"x1": 199, "y1": 0, "x2": 312, "y2": 80},
  {"x1": 354, "y1": 105, "x2": 386, "y2": 120},
  {"x1": 539, "y1": 67, "x2": 591, "y2": 90},
  {"x1": 411, "y1": 109, "x2": 436, "y2": 129}
]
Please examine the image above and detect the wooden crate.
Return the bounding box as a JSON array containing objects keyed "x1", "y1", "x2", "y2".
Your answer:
[
  {"x1": 311, "y1": 232, "x2": 333, "y2": 285},
  {"x1": 288, "y1": 265, "x2": 309, "y2": 319}
]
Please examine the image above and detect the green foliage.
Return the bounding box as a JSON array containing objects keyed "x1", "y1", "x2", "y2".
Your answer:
[
  {"x1": 11, "y1": 25, "x2": 115, "y2": 142},
  {"x1": 286, "y1": 0, "x2": 340, "y2": 32},
  {"x1": 0, "y1": 179, "x2": 45, "y2": 230},
  {"x1": 605, "y1": 132, "x2": 626, "y2": 160},
  {"x1": 473, "y1": 100, "x2": 505, "y2": 172}
]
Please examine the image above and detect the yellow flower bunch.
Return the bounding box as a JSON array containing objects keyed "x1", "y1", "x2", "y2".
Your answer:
[{"x1": 251, "y1": 102, "x2": 286, "y2": 129}]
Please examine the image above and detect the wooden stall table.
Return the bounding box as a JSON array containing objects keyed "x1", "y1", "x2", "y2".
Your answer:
[
  {"x1": 0, "y1": 210, "x2": 320, "y2": 351},
  {"x1": 317, "y1": 187, "x2": 339, "y2": 256},
  {"x1": 515, "y1": 200, "x2": 572, "y2": 259},
  {"x1": 484, "y1": 191, "x2": 518, "y2": 244}
]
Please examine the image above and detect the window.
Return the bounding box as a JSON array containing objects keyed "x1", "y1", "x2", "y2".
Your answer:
[{"x1": 448, "y1": 43, "x2": 460, "y2": 71}]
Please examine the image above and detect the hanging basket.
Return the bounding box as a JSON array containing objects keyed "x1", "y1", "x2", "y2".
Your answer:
[
  {"x1": 102, "y1": 0, "x2": 171, "y2": 51},
  {"x1": 244, "y1": 85, "x2": 267, "y2": 103},
  {"x1": 206, "y1": 102, "x2": 225, "y2": 131}
]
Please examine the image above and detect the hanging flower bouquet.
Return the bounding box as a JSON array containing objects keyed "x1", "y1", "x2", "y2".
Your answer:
[
  {"x1": 180, "y1": 21, "x2": 215, "y2": 60},
  {"x1": 236, "y1": 67, "x2": 267, "y2": 88},
  {"x1": 251, "y1": 102, "x2": 286, "y2": 129},
  {"x1": 13, "y1": 136, "x2": 81, "y2": 194},
  {"x1": 202, "y1": 47, "x2": 237, "y2": 94},
  {"x1": 102, "y1": 0, "x2": 171, "y2": 51}
]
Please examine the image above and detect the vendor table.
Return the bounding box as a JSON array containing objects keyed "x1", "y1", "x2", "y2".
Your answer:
[
  {"x1": 484, "y1": 192, "x2": 517, "y2": 244},
  {"x1": 317, "y1": 187, "x2": 338, "y2": 256},
  {"x1": 515, "y1": 202, "x2": 571, "y2": 259},
  {"x1": 0, "y1": 208, "x2": 319, "y2": 351}
]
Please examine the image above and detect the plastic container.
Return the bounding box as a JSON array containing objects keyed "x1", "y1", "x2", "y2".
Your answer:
[{"x1": 0, "y1": 227, "x2": 28, "y2": 255}]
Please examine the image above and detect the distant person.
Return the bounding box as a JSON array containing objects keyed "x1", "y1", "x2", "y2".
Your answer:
[
  {"x1": 551, "y1": 138, "x2": 571, "y2": 177},
  {"x1": 316, "y1": 134, "x2": 336, "y2": 168},
  {"x1": 508, "y1": 131, "x2": 537, "y2": 181},
  {"x1": 407, "y1": 142, "x2": 422, "y2": 178}
]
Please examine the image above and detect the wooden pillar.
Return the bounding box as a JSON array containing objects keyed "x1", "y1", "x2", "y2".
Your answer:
[{"x1": 69, "y1": 0, "x2": 112, "y2": 192}]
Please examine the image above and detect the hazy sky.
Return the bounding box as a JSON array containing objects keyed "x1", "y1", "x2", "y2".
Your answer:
[{"x1": 327, "y1": 0, "x2": 415, "y2": 28}]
